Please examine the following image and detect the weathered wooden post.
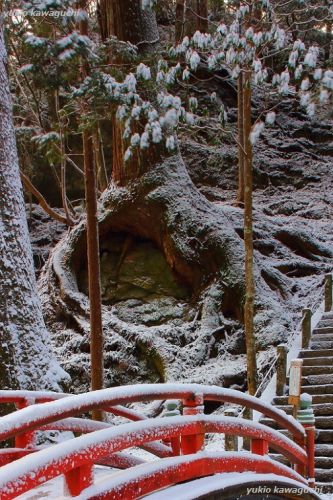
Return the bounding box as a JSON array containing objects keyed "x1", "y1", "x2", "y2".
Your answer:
[
  {"x1": 242, "y1": 407, "x2": 252, "y2": 451},
  {"x1": 297, "y1": 393, "x2": 316, "y2": 489},
  {"x1": 288, "y1": 359, "x2": 303, "y2": 419},
  {"x1": 276, "y1": 344, "x2": 287, "y2": 397},
  {"x1": 224, "y1": 408, "x2": 238, "y2": 451},
  {"x1": 302, "y1": 308, "x2": 312, "y2": 349},
  {"x1": 325, "y1": 274, "x2": 332, "y2": 312}
]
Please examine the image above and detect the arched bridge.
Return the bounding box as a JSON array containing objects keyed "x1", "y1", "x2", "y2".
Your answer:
[{"x1": 0, "y1": 384, "x2": 321, "y2": 499}]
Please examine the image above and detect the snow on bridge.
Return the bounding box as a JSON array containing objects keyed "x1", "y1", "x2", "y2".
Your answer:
[{"x1": 0, "y1": 383, "x2": 320, "y2": 499}]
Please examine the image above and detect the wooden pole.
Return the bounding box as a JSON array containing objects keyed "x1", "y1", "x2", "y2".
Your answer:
[
  {"x1": 237, "y1": 72, "x2": 245, "y2": 205},
  {"x1": 224, "y1": 408, "x2": 238, "y2": 451},
  {"x1": 301, "y1": 308, "x2": 312, "y2": 349},
  {"x1": 325, "y1": 274, "x2": 332, "y2": 312},
  {"x1": 276, "y1": 344, "x2": 287, "y2": 397},
  {"x1": 79, "y1": 6, "x2": 104, "y2": 420},
  {"x1": 243, "y1": 68, "x2": 257, "y2": 396}
]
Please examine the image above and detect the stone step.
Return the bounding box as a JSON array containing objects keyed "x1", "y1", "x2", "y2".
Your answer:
[
  {"x1": 275, "y1": 403, "x2": 333, "y2": 416},
  {"x1": 286, "y1": 374, "x2": 333, "y2": 386},
  {"x1": 287, "y1": 374, "x2": 333, "y2": 386},
  {"x1": 315, "y1": 457, "x2": 333, "y2": 469},
  {"x1": 317, "y1": 319, "x2": 333, "y2": 328},
  {"x1": 274, "y1": 394, "x2": 333, "y2": 405},
  {"x1": 302, "y1": 357, "x2": 333, "y2": 366},
  {"x1": 314, "y1": 429, "x2": 333, "y2": 444},
  {"x1": 300, "y1": 349, "x2": 333, "y2": 358},
  {"x1": 311, "y1": 334, "x2": 333, "y2": 342},
  {"x1": 260, "y1": 416, "x2": 333, "y2": 430},
  {"x1": 313, "y1": 326, "x2": 333, "y2": 335},
  {"x1": 299, "y1": 384, "x2": 333, "y2": 394},
  {"x1": 315, "y1": 468, "x2": 333, "y2": 482},
  {"x1": 276, "y1": 428, "x2": 332, "y2": 444},
  {"x1": 311, "y1": 340, "x2": 333, "y2": 350},
  {"x1": 302, "y1": 365, "x2": 333, "y2": 375},
  {"x1": 315, "y1": 483, "x2": 333, "y2": 494},
  {"x1": 315, "y1": 444, "x2": 333, "y2": 457},
  {"x1": 322, "y1": 312, "x2": 333, "y2": 320},
  {"x1": 270, "y1": 455, "x2": 333, "y2": 479}
]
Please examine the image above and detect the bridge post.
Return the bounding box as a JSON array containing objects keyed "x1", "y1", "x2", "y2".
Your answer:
[
  {"x1": 276, "y1": 344, "x2": 287, "y2": 396},
  {"x1": 15, "y1": 399, "x2": 36, "y2": 449},
  {"x1": 325, "y1": 274, "x2": 332, "y2": 312},
  {"x1": 297, "y1": 393, "x2": 316, "y2": 489},
  {"x1": 224, "y1": 408, "x2": 238, "y2": 451},
  {"x1": 64, "y1": 463, "x2": 93, "y2": 496},
  {"x1": 302, "y1": 308, "x2": 312, "y2": 349},
  {"x1": 181, "y1": 393, "x2": 204, "y2": 454},
  {"x1": 251, "y1": 438, "x2": 268, "y2": 456}
]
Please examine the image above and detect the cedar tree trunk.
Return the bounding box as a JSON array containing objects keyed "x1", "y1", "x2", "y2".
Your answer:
[{"x1": 0, "y1": 19, "x2": 68, "y2": 390}]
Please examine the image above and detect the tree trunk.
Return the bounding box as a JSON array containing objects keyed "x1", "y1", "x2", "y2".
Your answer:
[
  {"x1": 237, "y1": 72, "x2": 245, "y2": 206},
  {"x1": 184, "y1": 0, "x2": 208, "y2": 37},
  {"x1": 82, "y1": 129, "x2": 104, "y2": 414},
  {"x1": 79, "y1": 7, "x2": 104, "y2": 415},
  {"x1": 243, "y1": 69, "x2": 257, "y2": 396},
  {"x1": 175, "y1": 0, "x2": 185, "y2": 43},
  {"x1": 98, "y1": 0, "x2": 160, "y2": 186},
  {"x1": 0, "y1": 19, "x2": 67, "y2": 391}
]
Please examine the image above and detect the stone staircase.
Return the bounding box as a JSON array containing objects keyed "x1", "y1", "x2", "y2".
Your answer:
[{"x1": 260, "y1": 311, "x2": 333, "y2": 492}]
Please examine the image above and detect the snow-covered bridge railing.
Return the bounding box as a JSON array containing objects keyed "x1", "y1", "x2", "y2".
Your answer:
[{"x1": 0, "y1": 384, "x2": 317, "y2": 499}]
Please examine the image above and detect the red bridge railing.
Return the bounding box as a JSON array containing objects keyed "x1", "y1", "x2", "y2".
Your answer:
[{"x1": 0, "y1": 383, "x2": 317, "y2": 499}]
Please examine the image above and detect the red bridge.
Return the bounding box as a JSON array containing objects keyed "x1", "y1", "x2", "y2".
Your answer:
[{"x1": 0, "y1": 383, "x2": 320, "y2": 499}]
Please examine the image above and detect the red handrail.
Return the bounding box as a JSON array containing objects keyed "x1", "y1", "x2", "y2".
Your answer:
[
  {"x1": 0, "y1": 415, "x2": 306, "y2": 499},
  {"x1": 80, "y1": 451, "x2": 307, "y2": 500},
  {"x1": 0, "y1": 384, "x2": 305, "y2": 442}
]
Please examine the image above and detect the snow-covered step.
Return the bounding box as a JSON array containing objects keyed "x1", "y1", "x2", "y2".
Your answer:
[
  {"x1": 275, "y1": 403, "x2": 333, "y2": 416},
  {"x1": 302, "y1": 365, "x2": 333, "y2": 375},
  {"x1": 313, "y1": 416, "x2": 333, "y2": 429},
  {"x1": 311, "y1": 334, "x2": 333, "y2": 342},
  {"x1": 322, "y1": 312, "x2": 333, "y2": 320},
  {"x1": 300, "y1": 349, "x2": 333, "y2": 358},
  {"x1": 315, "y1": 457, "x2": 333, "y2": 469},
  {"x1": 315, "y1": 444, "x2": 333, "y2": 457},
  {"x1": 299, "y1": 384, "x2": 333, "y2": 394},
  {"x1": 313, "y1": 429, "x2": 333, "y2": 444},
  {"x1": 316, "y1": 320, "x2": 333, "y2": 328},
  {"x1": 311, "y1": 340, "x2": 333, "y2": 350},
  {"x1": 260, "y1": 416, "x2": 333, "y2": 430},
  {"x1": 288, "y1": 374, "x2": 333, "y2": 386},
  {"x1": 314, "y1": 483, "x2": 333, "y2": 494},
  {"x1": 313, "y1": 326, "x2": 333, "y2": 335},
  {"x1": 315, "y1": 468, "x2": 333, "y2": 482},
  {"x1": 302, "y1": 356, "x2": 333, "y2": 366},
  {"x1": 274, "y1": 393, "x2": 333, "y2": 404}
]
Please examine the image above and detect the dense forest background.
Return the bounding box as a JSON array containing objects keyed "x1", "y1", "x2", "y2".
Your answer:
[{"x1": 1, "y1": 0, "x2": 333, "y2": 395}]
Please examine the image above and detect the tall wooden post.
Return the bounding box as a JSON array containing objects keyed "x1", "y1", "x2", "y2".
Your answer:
[
  {"x1": 79, "y1": 5, "x2": 104, "y2": 420},
  {"x1": 243, "y1": 68, "x2": 257, "y2": 396},
  {"x1": 224, "y1": 408, "x2": 238, "y2": 451},
  {"x1": 325, "y1": 274, "x2": 332, "y2": 312},
  {"x1": 276, "y1": 344, "x2": 287, "y2": 397},
  {"x1": 302, "y1": 308, "x2": 312, "y2": 349}
]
